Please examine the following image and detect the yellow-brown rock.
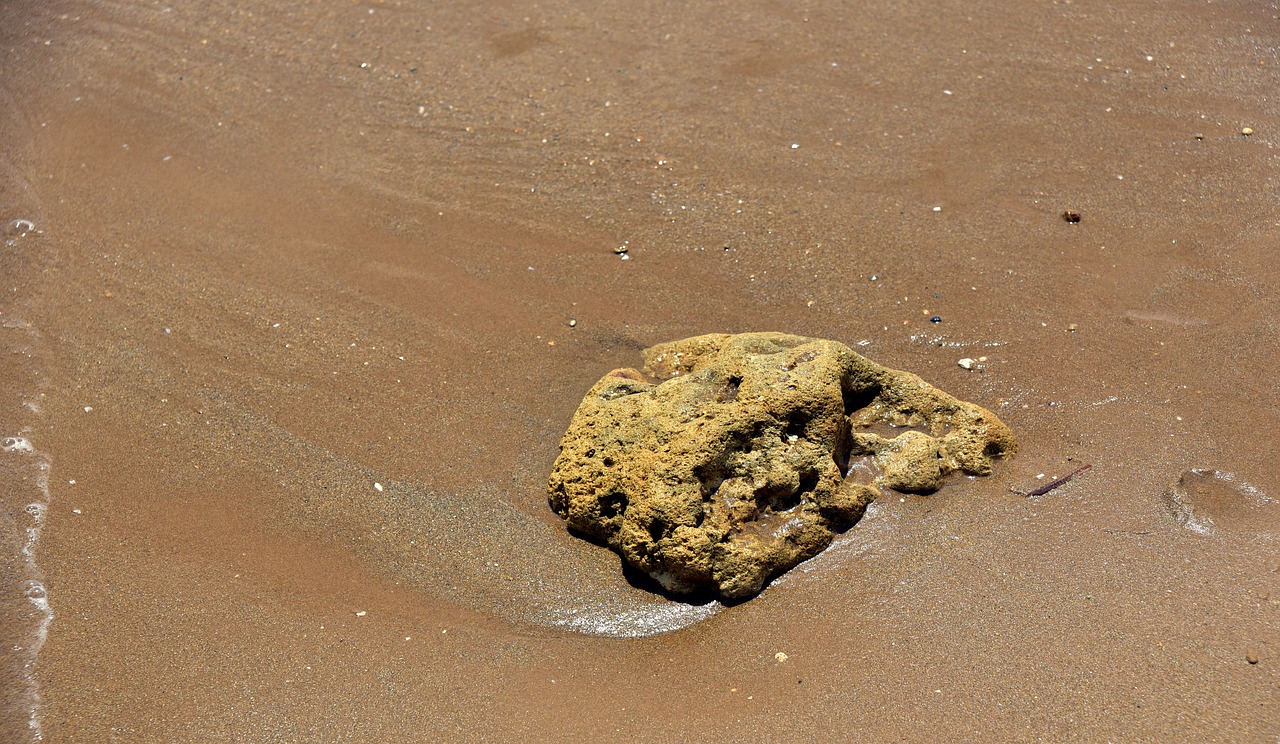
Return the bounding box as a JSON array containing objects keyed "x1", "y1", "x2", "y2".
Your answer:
[{"x1": 548, "y1": 332, "x2": 1016, "y2": 599}]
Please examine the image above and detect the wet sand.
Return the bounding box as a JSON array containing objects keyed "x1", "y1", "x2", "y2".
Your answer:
[{"x1": 2, "y1": 0, "x2": 1278, "y2": 739}]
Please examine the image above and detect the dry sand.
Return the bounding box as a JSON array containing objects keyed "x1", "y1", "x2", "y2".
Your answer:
[{"x1": 1, "y1": 0, "x2": 1278, "y2": 740}]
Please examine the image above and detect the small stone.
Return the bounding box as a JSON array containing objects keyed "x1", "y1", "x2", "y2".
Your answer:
[
  {"x1": 569, "y1": 319, "x2": 577, "y2": 328},
  {"x1": 978, "y1": 356, "x2": 988, "y2": 363},
  {"x1": 355, "y1": 611, "x2": 367, "y2": 617},
  {"x1": 1068, "y1": 323, "x2": 1078, "y2": 332},
  {"x1": 1242, "y1": 127, "x2": 1254, "y2": 136},
  {"x1": 1062, "y1": 210, "x2": 1082, "y2": 223},
  {"x1": 958, "y1": 358, "x2": 976, "y2": 370},
  {"x1": 775, "y1": 652, "x2": 788, "y2": 663},
  {"x1": 1247, "y1": 649, "x2": 1260, "y2": 664},
  {"x1": 930, "y1": 316, "x2": 942, "y2": 324},
  {"x1": 613, "y1": 245, "x2": 629, "y2": 255},
  {"x1": 374, "y1": 482, "x2": 383, "y2": 492}
]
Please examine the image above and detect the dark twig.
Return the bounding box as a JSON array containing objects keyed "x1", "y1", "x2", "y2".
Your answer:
[{"x1": 1019, "y1": 463, "x2": 1092, "y2": 497}]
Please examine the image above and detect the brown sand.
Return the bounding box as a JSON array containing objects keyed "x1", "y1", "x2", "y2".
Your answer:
[{"x1": 2, "y1": 0, "x2": 1278, "y2": 740}]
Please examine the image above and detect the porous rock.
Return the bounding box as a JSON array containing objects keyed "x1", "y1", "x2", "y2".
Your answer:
[{"x1": 548, "y1": 332, "x2": 1016, "y2": 599}]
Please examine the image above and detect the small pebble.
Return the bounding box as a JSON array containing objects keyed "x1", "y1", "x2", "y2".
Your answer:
[
  {"x1": 1062, "y1": 210, "x2": 1082, "y2": 223},
  {"x1": 568, "y1": 319, "x2": 577, "y2": 328},
  {"x1": 355, "y1": 610, "x2": 367, "y2": 617},
  {"x1": 775, "y1": 652, "x2": 788, "y2": 663},
  {"x1": 1068, "y1": 323, "x2": 1079, "y2": 332},
  {"x1": 958, "y1": 358, "x2": 976, "y2": 370},
  {"x1": 930, "y1": 315, "x2": 942, "y2": 323},
  {"x1": 1241, "y1": 127, "x2": 1254, "y2": 136},
  {"x1": 1247, "y1": 650, "x2": 1260, "y2": 664},
  {"x1": 374, "y1": 482, "x2": 383, "y2": 492}
]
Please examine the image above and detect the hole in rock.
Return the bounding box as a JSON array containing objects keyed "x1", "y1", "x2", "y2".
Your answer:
[
  {"x1": 694, "y1": 463, "x2": 726, "y2": 501},
  {"x1": 716, "y1": 375, "x2": 743, "y2": 403},
  {"x1": 599, "y1": 491, "x2": 628, "y2": 519},
  {"x1": 782, "y1": 411, "x2": 809, "y2": 441},
  {"x1": 797, "y1": 469, "x2": 820, "y2": 497},
  {"x1": 842, "y1": 382, "x2": 880, "y2": 416},
  {"x1": 732, "y1": 422, "x2": 771, "y2": 455}
]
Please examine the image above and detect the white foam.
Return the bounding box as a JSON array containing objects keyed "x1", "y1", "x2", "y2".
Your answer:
[
  {"x1": 549, "y1": 600, "x2": 720, "y2": 638},
  {"x1": 2, "y1": 434, "x2": 53, "y2": 741},
  {"x1": 1206, "y1": 469, "x2": 1273, "y2": 506},
  {"x1": 2, "y1": 436, "x2": 35, "y2": 453}
]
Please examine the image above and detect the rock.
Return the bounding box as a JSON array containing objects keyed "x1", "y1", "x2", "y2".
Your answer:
[{"x1": 547, "y1": 332, "x2": 1017, "y2": 599}]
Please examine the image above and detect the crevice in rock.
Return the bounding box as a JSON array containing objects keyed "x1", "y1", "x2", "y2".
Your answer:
[
  {"x1": 694, "y1": 463, "x2": 725, "y2": 502},
  {"x1": 842, "y1": 381, "x2": 880, "y2": 416},
  {"x1": 755, "y1": 481, "x2": 801, "y2": 513},
  {"x1": 833, "y1": 422, "x2": 853, "y2": 475}
]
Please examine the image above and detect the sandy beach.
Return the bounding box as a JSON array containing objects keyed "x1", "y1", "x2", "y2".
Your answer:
[{"x1": 2, "y1": 0, "x2": 1278, "y2": 739}]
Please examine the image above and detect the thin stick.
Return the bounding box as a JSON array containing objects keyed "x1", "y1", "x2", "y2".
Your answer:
[{"x1": 1025, "y1": 464, "x2": 1092, "y2": 497}]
